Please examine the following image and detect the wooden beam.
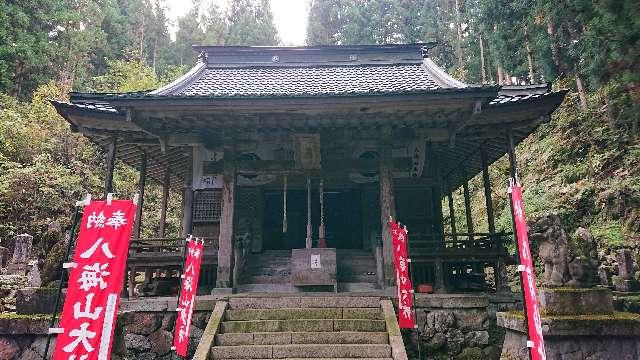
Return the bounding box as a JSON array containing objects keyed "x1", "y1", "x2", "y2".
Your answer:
[
  {"x1": 203, "y1": 157, "x2": 413, "y2": 175},
  {"x1": 133, "y1": 152, "x2": 147, "y2": 239},
  {"x1": 158, "y1": 168, "x2": 170, "y2": 238}
]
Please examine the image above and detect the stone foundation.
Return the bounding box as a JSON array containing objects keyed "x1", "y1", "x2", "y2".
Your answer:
[
  {"x1": 498, "y1": 288, "x2": 640, "y2": 360},
  {"x1": 0, "y1": 297, "x2": 215, "y2": 359},
  {"x1": 408, "y1": 293, "x2": 519, "y2": 360}
]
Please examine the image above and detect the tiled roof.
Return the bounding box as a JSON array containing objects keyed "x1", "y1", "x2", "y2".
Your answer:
[{"x1": 177, "y1": 64, "x2": 441, "y2": 97}]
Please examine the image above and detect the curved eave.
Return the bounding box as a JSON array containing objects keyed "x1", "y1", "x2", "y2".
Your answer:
[{"x1": 150, "y1": 61, "x2": 207, "y2": 95}]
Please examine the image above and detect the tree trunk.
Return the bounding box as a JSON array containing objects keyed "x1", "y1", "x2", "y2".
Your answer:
[
  {"x1": 546, "y1": 17, "x2": 563, "y2": 75},
  {"x1": 454, "y1": 0, "x2": 464, "y2": 79},
  {"x1": 11, "y1": 60, "x2": 25, "y2": 97},
  {"x1": 152, "y1": 38, "x2": 158, "y2": 75},
  {"x1": 497, "y1": 64, "x2": 504, "y2": 85},
  {"x1": 603, "y1": 90, "x2": 617, "y2": 130},
  {"x1": 479, "y1": 34, "x2": 487, "y2": 83},
  {"x1": 524, "y1": 24, "x2": 536, "y2": 84},
  {"x1": 575, "y1": 66, "x2": 588, "y2": 110}
]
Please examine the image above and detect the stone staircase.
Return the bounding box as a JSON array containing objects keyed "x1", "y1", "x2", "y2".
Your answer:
[{"x1": 200, "y1": 296, "x2": 407, "y2": 360}]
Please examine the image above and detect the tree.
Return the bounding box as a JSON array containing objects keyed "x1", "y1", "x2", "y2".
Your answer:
[{"x1": 226, "y1": 0, "x2": 279, "y2": 46}]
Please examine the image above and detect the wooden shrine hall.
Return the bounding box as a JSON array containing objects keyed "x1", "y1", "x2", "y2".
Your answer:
[{"x1": 52, "y1": 44, "x2": 565, "y2": 295}]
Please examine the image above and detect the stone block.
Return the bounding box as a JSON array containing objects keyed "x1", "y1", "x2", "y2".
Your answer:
[
  {"x1": 452, "y1": 309, "x2": 488, "y2": 331},
  {"x1": 333, "y1": 319, "x2": 386, "y2": 332},
  {"x1": 538, "y1": 288, "x2": 614, "y2": 316},
  {"x1": 210, "y1": 345, "x2": 272, "y2": 359},
  {"x1": 291, "y1": 248, "x2": 337, "y2": 288},
  {"x1": 0, "y1": 316, "x2": 49, "y2": 335},
  {"x1": 299, "y1": 296, "x2": 380, "y2": 308},
  {"x1": 342, "y1": 307, "x2": 383, "y2": 319},
  {"x1": 123, "y1": 312, "x2": 162, "y2": 335},
  {"x1": 414, "y1": 294, "x2": 489, "y2": 309},
  {"x1": 215, "y1": 333, "x2": 254, "y2": 346},
  {"x1": 228, "y1": 296, "x2": 301, "y2": 309},
  {"x1": 225, "y1": 307, "x2": 341, "y2": 321},
  {"x1": 290, "y1": 331, "x2": 388, "y2": 344},
  {"x1": 16, "y1": 287, "x2": 60, "y2": 315},
  {"x1": 271, "y1": 344, "x2": 391, "y2": 358},
  {"x1": 0, "y1": 336, "x2": 20, "y2": 360},
  {"x1": 253, "y1": 332, "x2": 292, "y2": 345},
  {"x1": 148, "y1": 329, "x2": 173, "y2": 355},
  {"x1": 125, "y1": 333, "x2": 151, "y2": 352}
]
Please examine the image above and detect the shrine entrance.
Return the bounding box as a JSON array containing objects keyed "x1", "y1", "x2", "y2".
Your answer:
[{"x1": 262, "y1": 188, "x2": 363, "y2": 250}]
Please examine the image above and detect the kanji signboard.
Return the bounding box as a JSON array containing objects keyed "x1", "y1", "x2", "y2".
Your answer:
[
  {"x1": 510, "y1": 181, "x2": 546, "y2": 360},
  {"x1": 173, "y1": 238, "x2": 204, "y2": 357},
  {"x1": 390, "y1": 219, "x2": 416, "y2": 329},
  {"x1": 53, "y1": 199, "x2": 136, "y2": 360}
]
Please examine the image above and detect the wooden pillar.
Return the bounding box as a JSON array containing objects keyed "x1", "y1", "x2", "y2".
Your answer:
[
  {"x1": 133, "y1": 151, "x2": 147, "y2": 239},
  {"x1": 379, "y1": 126, "x2": 396, "y2": 287},
  {"x1": 216, "y1": 141, "x2": 236, "y2": 288},
  {"x1": 480, "y1": 147, "x2": 496, "y2": 234},
  {"x1": 447, "y1": 190, "x2": 458, "y2": 243},
  {"x1": 462, "y1": 178, "x2": 474, "y2": 242},
  {"x1": 180, "y1": 168, "x2": 194, "y2": 239},
  {"x1": 158, "y1": 168, "x2": 170, "y2": 238},
  {"x1": 104, "y1": 138, "x2": 117, "y2": 198},
  {"x1": 432, "y1": 180, "x2": 446, "y2": 293},
  {"x1": 482, "y1": 145, "x2": 508, "y2": 292},
  {"x1": 507, "y1": 130, "x2": 518, "y2": 179},
  {"x1": 305, "y1": 176, "x2": 312, "y2": 249}
]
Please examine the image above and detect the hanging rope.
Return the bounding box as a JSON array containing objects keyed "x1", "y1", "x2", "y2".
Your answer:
[
  {"x1": 319, "y1": 178, "x2": 326, "y2": 247},
  {"x1": 282, "y1": 175, "x2": 287, "y2": 233},
  {"x1": 306, "y1": 175, "x2": 312, "y2": 248}
]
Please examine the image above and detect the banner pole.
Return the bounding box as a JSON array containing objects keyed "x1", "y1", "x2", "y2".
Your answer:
[
  {"x1": 405, "y1": 225, "x2": 423, "y2": 360},
  {"x1": 43, "y1": 195, "x2": 87, "y2": 359}
]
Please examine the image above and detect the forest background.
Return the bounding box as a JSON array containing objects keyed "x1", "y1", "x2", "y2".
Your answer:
[{"x1": 0, "y1": 0, "x2": 638, "y2": 284}]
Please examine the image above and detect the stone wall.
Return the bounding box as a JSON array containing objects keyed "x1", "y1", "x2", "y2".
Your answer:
[
  {"x1": 0, "y1": 297, "x2": 215, "y2": 360},
  {"x1": 406, "y1": 293, "x2": 520, "y2": 360}
]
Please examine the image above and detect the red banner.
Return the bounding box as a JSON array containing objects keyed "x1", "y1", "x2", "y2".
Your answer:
[
  {"x1": 390, "y1": 219, "x2": 416, "y2": 329},
  {"x1": 53, "y1": 199, "x2": 136, "y2": 360},
  {"x1": 510, "y1": 181, "x2": 546, "y2": 360},
  {"x1": 173, "y1": 238, "x2": 204, "y2": 357}
]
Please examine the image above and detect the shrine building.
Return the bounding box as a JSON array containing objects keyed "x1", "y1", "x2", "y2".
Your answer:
[{"x1": 52, "y1": 44, "x2": 566, "y2": 295}]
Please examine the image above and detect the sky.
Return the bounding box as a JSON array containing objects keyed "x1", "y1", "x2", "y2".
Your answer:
[{"x1": 164, "y1": 0, "x2": 310, "y2": 46}]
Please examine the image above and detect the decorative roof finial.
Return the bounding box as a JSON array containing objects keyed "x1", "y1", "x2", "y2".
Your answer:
[{"x1": 198, "y1": 50, "x2": 208, "y2": 63}]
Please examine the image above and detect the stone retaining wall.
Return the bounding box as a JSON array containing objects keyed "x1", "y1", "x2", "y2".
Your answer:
[
  {"x1": 0, "y1": 297, "x2": 215, "y2": 360},
  {"x1": 406, "y1": 293, "x2": 520, "y2": 360}
]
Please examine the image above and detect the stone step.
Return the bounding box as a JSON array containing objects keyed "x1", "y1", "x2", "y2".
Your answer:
[
  {"x1": 337, "y1": 282, "x2": 379, "y2": 293},
  {"x1": 221, "y1": 319, "x2": 386, "y2": 333},
  {"x1": 228, "y1": 296, "x2": 381, "y2": 310},
  {"x1": 235, "y1": 284, "x2": 295, "y2": 293},
  {"x1": 225, "y1": 307, "x2": 382, "y2": 321},
  {"x1": 211, "y1": 344, "x2": 392, "y2": 359},
  {"x1": 215, "y1": 331, "x2": 389, "y2": 346},
  {"x1": 215, "y1": 358, "x2": 393, "y2": 360}
]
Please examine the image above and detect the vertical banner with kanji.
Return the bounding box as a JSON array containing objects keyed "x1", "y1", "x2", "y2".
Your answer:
[
  {"x1": 510, "y1": 181, "x2": 546, "y2": 360},
  {"x1": 390, "y1": 219, "x2": 416, "y2": 329},
  {"x1": 173, "y1": 238, "x2": 204, "y2": 357},
  {"x1": 53, "y1": 200, "x2": 136, "y2": 360}
]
